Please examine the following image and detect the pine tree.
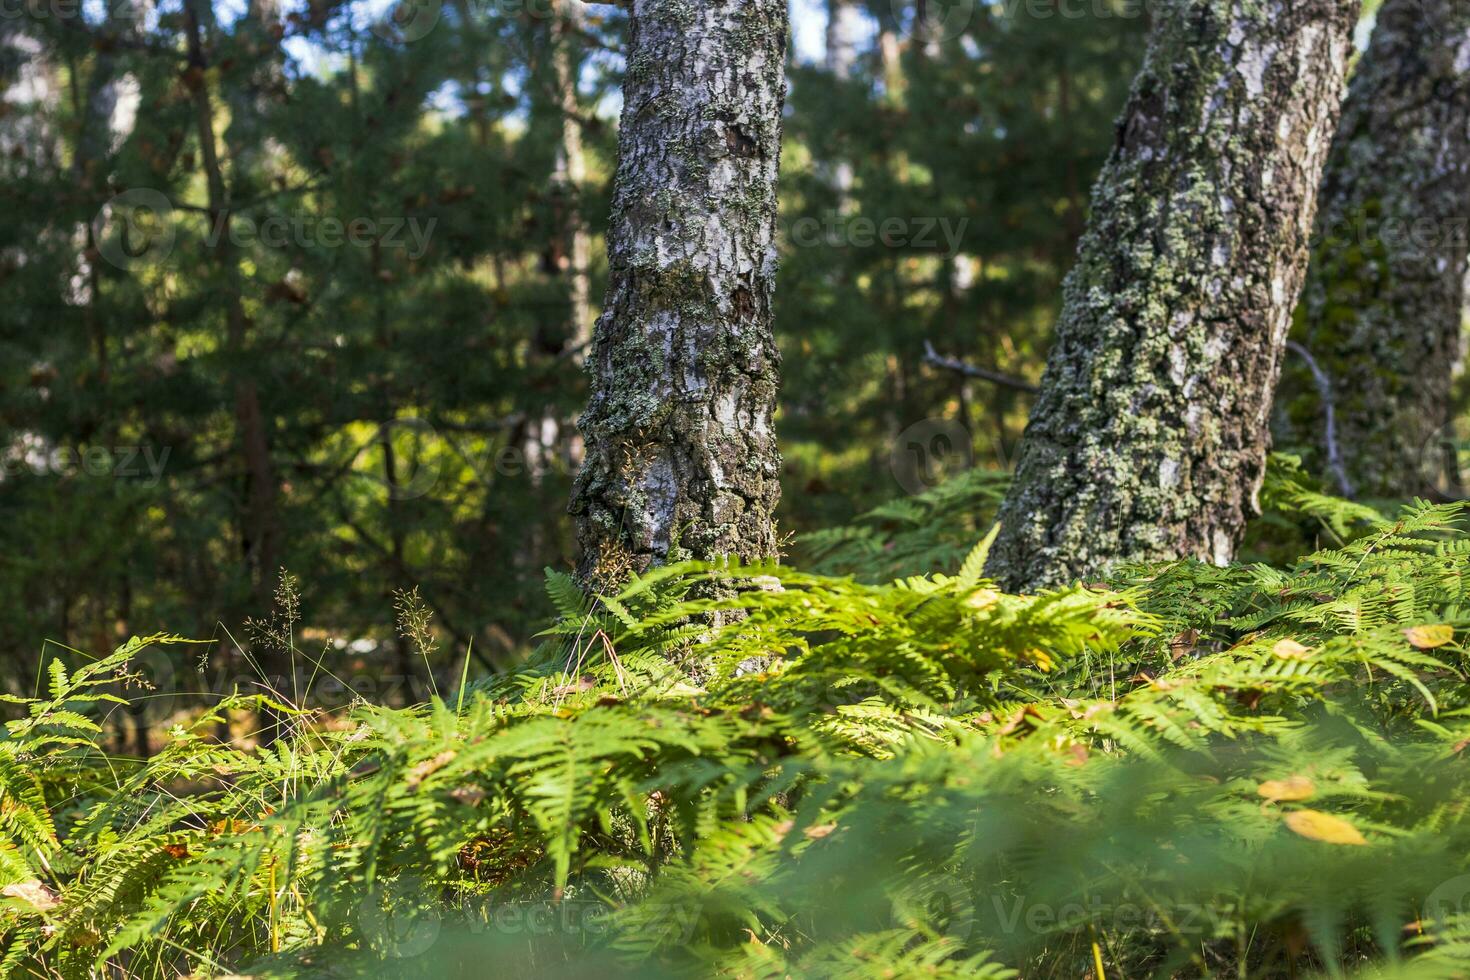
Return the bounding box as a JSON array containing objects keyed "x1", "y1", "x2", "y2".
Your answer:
[
  {"x1": 570, "y1": 0, "x2": 788, "y2": 587},
  {"x1": 1279, "y1": 0, "x2": 1470, "y2": 499},
  {"x1": 986, "y1": 0, "x2": 1360, "y2": 591}
]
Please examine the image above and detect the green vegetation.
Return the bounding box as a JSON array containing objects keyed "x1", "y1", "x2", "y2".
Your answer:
[{"x1": 6, "y1": 463, "x2": 1470, "y2": 977}]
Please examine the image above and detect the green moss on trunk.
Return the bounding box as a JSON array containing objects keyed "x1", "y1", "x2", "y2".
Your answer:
[{"x1": 1279, "y1": 0, "x2": 1470, "y2": 499}]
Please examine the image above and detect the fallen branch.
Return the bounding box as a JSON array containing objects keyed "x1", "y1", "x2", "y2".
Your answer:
[{"x1": 922, "y1": 341, "x2": 1038, "y2": 394}]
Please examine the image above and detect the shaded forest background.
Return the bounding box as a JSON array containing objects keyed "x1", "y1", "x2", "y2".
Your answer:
[{"x1": 0, "y1": 0, "x2": 1402, "y2": 691}]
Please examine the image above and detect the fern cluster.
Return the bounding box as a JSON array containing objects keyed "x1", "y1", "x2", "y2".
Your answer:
[{"x1": 6, "y1": 473, "x2": 1470, "y2": 977}]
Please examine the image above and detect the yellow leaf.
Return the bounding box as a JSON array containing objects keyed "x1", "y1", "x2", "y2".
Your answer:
[
  {"x1": 1258, "y1": 775, "x2": 1315, "y2": 803},
  {"x1": 1024, "y1": 649, "x2": 1055, "y2": 672},
  {"x1": 2, "y1": 880, "x2": 60, "y2": 912},
  {"x1": 1405, "y1": 624, "x2": 1455, "y2": 649},
  {"x1": 1272, "y1": 639, "x2": 1314, "y2": 661},
  {"x1": 965, "y1": 588, "x2": 1001, "y2": 611},
  {"x1": 1284, "y1": 809, "x2": 1367, "y2": 845},
  {"x1": 803, "y1": 823, "x2": 837, "y2": 840}
]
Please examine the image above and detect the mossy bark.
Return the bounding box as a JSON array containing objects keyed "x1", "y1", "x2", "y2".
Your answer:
[
  {"x1": 986, "y1": 0, "x2": 1358, "y2": 592},
  {"x1": 1279, "y1": 0, "x2": 1470, "y2": 499},
  {"x1": 570, "y1": 0, "x2": 787, "y2": 589}
]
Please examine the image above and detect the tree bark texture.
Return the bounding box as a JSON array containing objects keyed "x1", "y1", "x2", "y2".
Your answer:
[
  {"x1": 1278, "y1": 0, "x2": 1470, "y2": 499},
  {"x1": 570, "y1": 0, "x2": 787, "y2": 589},
  {"x1": 986, "y1": 0, "x2": 1359, "y2": 591}
]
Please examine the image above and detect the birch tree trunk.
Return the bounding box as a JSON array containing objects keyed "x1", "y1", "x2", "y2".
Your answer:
[
  {"x1": 824, "y1": 0, "x2": 862, "y2": 201},
  {"x1": 986, "y1": 0, "x2": 1358, "y2": 592},
  {"x1": 1280, "y1": 0, "x2": 1470, "y2": 499},
  {"x1": 570, "y1": 0, "x2": 787, "y2": 589}
]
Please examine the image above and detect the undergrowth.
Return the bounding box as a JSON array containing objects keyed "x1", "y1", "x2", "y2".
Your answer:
[{"x1": 4, "y1": 458, "x2": 1470, "y2": 978}]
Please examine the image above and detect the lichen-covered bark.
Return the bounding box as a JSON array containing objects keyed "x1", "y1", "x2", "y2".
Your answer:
[
  {"x1": 1279, "y1": 0, "x2": 1470, "y2": 498},
  {"x1": 986, "y1": 0, "x2": 1358, "y2": 592},
  {"x1": 570, "y1": 0, "x2": 787, "y2": 589}
]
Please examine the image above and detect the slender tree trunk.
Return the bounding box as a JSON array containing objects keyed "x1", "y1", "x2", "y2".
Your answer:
[
  {"x1": 825, "y1": 0, "x2": 862, "y2": 202},
  {"x1": 1279, "y1": 0, "x2": 1470, "y2": 499},
  {"x1": 570, "y1": 0, "x2": 788, "y2": 589},
  {"x1": 0, "y1": 26, "x2": 61, "y2": 169},
  {"x1": 986, "y1": 0, "x2": 1359, "y2": 592},
  {"x1": 184, "y1": 0, "x2": 281, "y2": 599},
  {"x1": 551, "y1": 0, "x2": 593, "y2": 357},
  {"x1": 826, "y1": 0, "x2": 861, "y2": 78}
]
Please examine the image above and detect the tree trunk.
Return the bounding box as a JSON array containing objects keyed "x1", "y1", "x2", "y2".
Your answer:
[
  {"x1": 824, "y1": 0, "x2": 862, "y2": 201},
  {"x1": 184, "y1": 0, "x2": 281, "y2": 600},
  {"x1": 986, "y1": 0, "x2": 1359, "y2": 592},
  {"x1": 825, "y1": 0, "x2": 861, "y2": 79},
  {"x1": 1279, "y1": 0, "x2": 1470, "y2": 499},
  {"x1": 551, "y1": 0, "x2": 594, "y2": 357},
  {"x1": 570, "y1": 0, "x2": 788, "y2": 589}
]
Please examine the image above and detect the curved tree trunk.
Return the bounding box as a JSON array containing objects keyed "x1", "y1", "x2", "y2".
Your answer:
[
  {"x1": 1279, "y1": 0, "x2": 1470, "y2": 499},
  {"x1": 570, "y1": 0, "x2": 788, "y2": 589},
  {"x1": 986, "y1": 0, "x2": 1359, "y2": 592}
]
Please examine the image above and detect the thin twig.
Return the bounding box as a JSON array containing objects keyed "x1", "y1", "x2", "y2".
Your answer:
[
  {"x1": 922, "y1": 340, "x2": 1038, "y2": 394},
  {"x1": 1285, "y1": 339, "x2": 1354, "y2": 499}
]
